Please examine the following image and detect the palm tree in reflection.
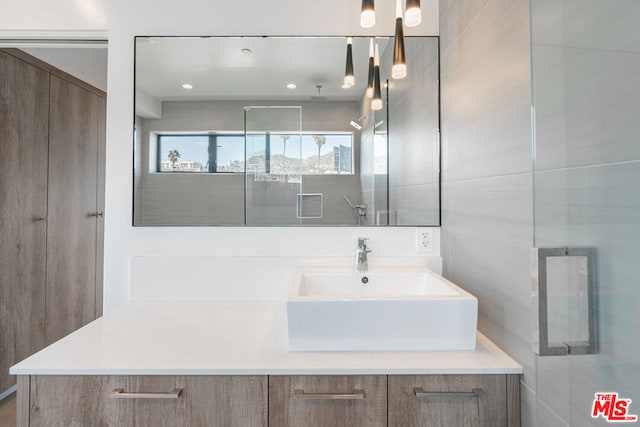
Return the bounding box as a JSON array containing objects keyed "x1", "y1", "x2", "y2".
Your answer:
[
  {"x1": 281, "y1": 134, "x2": 290, "y2": 171},
  {"x1": 313, "y1": 135, "x2": 326, "y2": 171},
  {"x1": 168, "y1": 149, "x2": 181, "y2": 170}
]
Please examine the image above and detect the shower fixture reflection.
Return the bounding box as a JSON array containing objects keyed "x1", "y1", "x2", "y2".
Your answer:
[{"x1": 343, "y1": 194, "x2": 368, "y2": 225}]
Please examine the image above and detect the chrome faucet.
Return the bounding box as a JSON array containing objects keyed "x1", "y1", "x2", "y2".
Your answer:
[{"x1": 356, "y1": 237, "x2": 372, "y2": 273}]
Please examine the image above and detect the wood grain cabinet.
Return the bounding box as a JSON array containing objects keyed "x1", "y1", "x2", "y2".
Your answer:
[
  {"x1": 0, "y1": 48, "x2": 50, "y2": 399},
  {"x1": 388, "y1": 375, "x2": 520, "y2": 427},
  {"x1": 22, "y1": 375, "x2": 268, "y2": 427},
  {"x1": 0, "y1": 49, "x2": 105, "y2": 395},
  {"x1": 269, "y1": 375, "x2": 387, "y2": 427},
  {"x1": 18, "y1": 374, "x2": 519, "y2": 426}
]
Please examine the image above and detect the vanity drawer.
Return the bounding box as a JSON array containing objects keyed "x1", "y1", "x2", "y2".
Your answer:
[
  {"x1": 388, "y1": 374, "x2": 518, "y2": 427},
  {"x1": 23, "y1": 375, "x2": 268, "y2": 427},
  {"x1": 269, "y1": 375, "x2": 387, "y2": 427}
]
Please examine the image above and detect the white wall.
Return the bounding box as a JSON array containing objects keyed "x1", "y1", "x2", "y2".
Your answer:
[{"x1": 0, "y1": 0, "x2": 439, "y2": 311}]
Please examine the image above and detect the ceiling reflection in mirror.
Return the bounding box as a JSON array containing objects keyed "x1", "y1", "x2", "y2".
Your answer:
[{"x1": 133, "y1": 36, "x2": 440, "y2": 226}]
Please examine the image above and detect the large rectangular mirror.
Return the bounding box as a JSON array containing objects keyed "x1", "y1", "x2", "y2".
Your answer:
[{"x1": 134, "y1": 36, "x2": 440, "y2": 226}]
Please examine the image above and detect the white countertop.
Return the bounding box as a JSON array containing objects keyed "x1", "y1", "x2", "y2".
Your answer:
[{"x1": 11, "y1": 302, "x2": 522, "y2": 375}]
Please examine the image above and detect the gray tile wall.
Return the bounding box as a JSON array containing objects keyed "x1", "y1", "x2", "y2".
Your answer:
[
  {"x1": 385, "y1": 38, "x2": 440, "y2": 225},
  {"x1": 439, "y1": 0, "x2": 535, "y2": 424}
]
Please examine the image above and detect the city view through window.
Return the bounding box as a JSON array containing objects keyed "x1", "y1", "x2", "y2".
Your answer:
[{"x1": 158, "y1": 133, "x2": 354, "y2": 175}]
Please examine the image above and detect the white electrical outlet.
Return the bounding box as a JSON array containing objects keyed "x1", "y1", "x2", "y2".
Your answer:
[{"x1": 416, "y1": 228, "x2": 434, "y2": 253}]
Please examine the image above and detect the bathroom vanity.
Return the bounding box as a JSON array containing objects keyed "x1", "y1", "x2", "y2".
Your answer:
[{"x1": 12, "y1": 301, "x2": 522, "y2": 426}]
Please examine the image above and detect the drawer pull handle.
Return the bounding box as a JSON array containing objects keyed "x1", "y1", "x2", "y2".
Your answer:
[
  {"x1": 110, "y1": 388, "x2": 183, "y2": 399},
  {"x1": 293, "y1": 389, "x2": 365, "y2": 400},
  {"x1": 413, "y1": 387, "x2": 483, "y2": 398}
]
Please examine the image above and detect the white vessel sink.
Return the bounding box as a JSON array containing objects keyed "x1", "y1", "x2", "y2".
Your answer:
[{"x1": 287, "y1": 266, "x2": 478, "y2": 351}]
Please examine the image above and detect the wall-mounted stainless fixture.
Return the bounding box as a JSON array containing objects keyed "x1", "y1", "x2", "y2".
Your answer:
[
  {"x1": 356, "y1": 237, "x2": 371, "y2": 273},
  {"x1": 532, "y1": 247, "x2": 597, "y2": 356},
  {"x1": 343, "y1": 195, "x2": 368, "y2": 225},
  {"x1": 311, "y1": 84, "x2": 328, "y2": 102}
]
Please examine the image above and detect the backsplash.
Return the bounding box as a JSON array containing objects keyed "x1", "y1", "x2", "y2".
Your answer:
[{"x1": 130, "y1": 252, "x2": 442, "y2": 302}]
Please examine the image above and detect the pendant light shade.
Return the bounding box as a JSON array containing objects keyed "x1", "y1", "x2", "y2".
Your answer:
[
  {"x1": 392, "y1": 0, "x2": 407, "y2": 79},
  {"x1": 344, "y1": 37, "x2": 355, "y2": 87},
  {"x1": 372, "y1": 43, "x2": 383, "y2": 111},
  {"x1": 360, "y1": 0, "x2": 375, "y2": 28},
  {"x1": 404, "y1": 0, "x2": 421, "y2": 27},
  {"x1": 366, "y1": 38, "x2": 375, "y2": 98}
]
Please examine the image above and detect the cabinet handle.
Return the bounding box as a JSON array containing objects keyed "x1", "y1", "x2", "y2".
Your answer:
[
  {"x1": 89, "y1": 211, "x2": 104, "y2": 218},
  {"x1": 413, "y1": 388, "x2": 483, "y2": 398},
  {"x1": 293, "y1": 389, "x2": 365, "y2": 400},
  {"x1": 109, "y1": 388, "x2": 183, "y2": 399}
]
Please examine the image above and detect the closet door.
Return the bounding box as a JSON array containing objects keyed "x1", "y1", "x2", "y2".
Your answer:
[
  {"x1": 0, "y1": 50, "x2": 49, "y2": 393},
  {"x1": 45, "y1": 76, "x2": 103, "y2": 345}
]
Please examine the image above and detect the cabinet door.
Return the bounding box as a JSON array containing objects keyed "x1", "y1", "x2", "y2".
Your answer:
[
  {"x1": 45, "y1": 76, "x2": 104, "y2": 344},
  {"x1": 29, "y1": 376, "x2": 85, "y2": 427},
  {"x1": 388, "y1": 375, "x2": 508, "y2": 427},
  {"x1": 0, "y1": 50, "x2": 49, "y2": 393},
  {"x1": 269, "y1": 375, "x2": 387, "y2": 427},
  {"x1": 26, "y1": 375, "x2": 268, "y2": 427},
  {"x1": 186, "y1": 376, "x2": 267, "y2": 426}
]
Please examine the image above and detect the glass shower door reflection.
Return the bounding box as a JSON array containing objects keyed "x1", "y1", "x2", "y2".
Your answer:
[{"x1": 244, "y1": 106, "x2": 302, "y2": 225}]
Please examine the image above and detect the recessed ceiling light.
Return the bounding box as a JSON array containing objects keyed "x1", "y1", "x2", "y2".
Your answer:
[
  {"x1": 286, "y1": 83, "x2": 297, "y2": 89},
  {"x1": 241, "y1": 48, "x2": 253, "y2": 55},
  {"x1": 182, "y1": 83, "x2": 193, "y2": 90}
]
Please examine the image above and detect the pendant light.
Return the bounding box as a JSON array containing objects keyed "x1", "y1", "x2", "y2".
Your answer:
[
  {"x1": 343, "y1": 37, "x2": 355, "y2": 88},
  {"x1": 392, "y1": 0, "x2": 407, "y2": 79},
  {"x1": 372, "y1": 43, "x2": 383, "y2": 111},
  {"x1": 360, "y1": 0, "x2": 375, "y2": 28},
  {"x1": 404, "y1": 0, "x2": 421, "y2": 27},
  {"x1": 366, "y1": 38, "x2": 375, "y2": 98}
]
